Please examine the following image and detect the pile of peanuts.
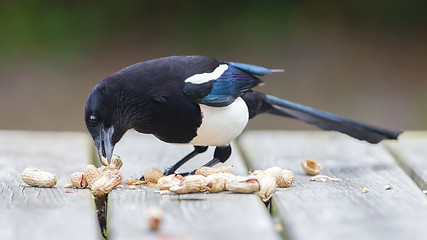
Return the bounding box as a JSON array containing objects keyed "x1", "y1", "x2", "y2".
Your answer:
[
  {"x1": 69, "y1": 155, "x2": 123, "y2": 198},
  {"x1": 140, "y1": 165, "x2": 294, "y2": 202},
  {"x1": 19, "y1": 155, "x2": 124, "y2": 198},
  {"x1": 21, "y1": 154, "x2": 304, "y2": 201}
]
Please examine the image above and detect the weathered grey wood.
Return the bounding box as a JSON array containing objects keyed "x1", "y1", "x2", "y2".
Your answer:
[
  {"x1": 239, "y1": 131, "x2": 427, "y2": 240},
  {"x1": 108, "y1": 130, "x2": 281, "y2": 240},
  {"x1": 0, "y1": 131, "x2": 100, "y2": 240},
  {"x1": 384, "y1": 131, "x2": 427, "y2": 191}
]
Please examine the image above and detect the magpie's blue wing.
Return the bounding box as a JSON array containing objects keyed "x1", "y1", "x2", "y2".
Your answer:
[
  {"x1": 183, "y1": 63, "x2": 265, "y2": 107},
  {"x1": 228, "y1": 62, "x2": 274, "y2": 76}
]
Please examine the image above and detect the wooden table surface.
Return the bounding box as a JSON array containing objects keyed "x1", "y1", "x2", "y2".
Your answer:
[{"x1": 1, "y1": 130, "x2": 426, "y2": 240}]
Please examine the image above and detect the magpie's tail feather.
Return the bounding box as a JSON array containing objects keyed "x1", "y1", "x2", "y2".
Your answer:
[{"x1": 264, "y1": 94, "x2": 402, "y2": 143}]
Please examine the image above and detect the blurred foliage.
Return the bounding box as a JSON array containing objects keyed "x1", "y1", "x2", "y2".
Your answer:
[
  {"x1": 1, "y1": 0, "x2": 426, "y2": 58},
  {"x1": 0, "y1": 0, "x2": 426, "y2": 131}
]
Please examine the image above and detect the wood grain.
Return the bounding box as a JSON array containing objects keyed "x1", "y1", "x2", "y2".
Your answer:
[
  {"x1": 0, "y1": 131, "x2": 100, "y2": 240},
  {"x1": 384, "y1": 131, "x2": 427, "y2": 191},
  {"x1": 108, "y1": 130, "x2": 281, "y2": 240},
  {"x1": 239, "y1": 131, "x2": 427, "y2": 240}
]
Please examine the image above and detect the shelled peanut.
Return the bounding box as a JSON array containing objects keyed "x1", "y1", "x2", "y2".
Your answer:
[
  {"x1": 156, "y1": 165, "x2": 294, "y2": 202},
  {"x1": 169, "y1": 175, "x2": 207, "y2": 194},
  {"x1": 225, "y1": 176, "x2": 260, "y2": 193},
  {"x1": 205, "y1": 173, "x2": 235, "y2": 193}
]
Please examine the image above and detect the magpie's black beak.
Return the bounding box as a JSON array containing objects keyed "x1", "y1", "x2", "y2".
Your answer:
[{"x1": 94, "y1": 126, "x2": 115, "y2": 166}]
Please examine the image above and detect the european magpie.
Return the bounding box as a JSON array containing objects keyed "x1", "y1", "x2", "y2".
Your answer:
[{"x1": 84, "y1": 55, "x2": 402, "y2": 177}]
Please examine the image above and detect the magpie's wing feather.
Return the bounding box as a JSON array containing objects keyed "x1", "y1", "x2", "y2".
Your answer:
[
  {"x1": 183, "y1": 64, "x2": 263, "y2": 107},
  {"x1": 228, "y1": 62, "x2": 274, "y2": 76}
]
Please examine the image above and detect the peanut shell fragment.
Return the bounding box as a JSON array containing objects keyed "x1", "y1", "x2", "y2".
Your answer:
[
  {"x1": 157, "y1": 175, "x2": 182, "y2": 191},
  {"x1": 99, "y1": 155, "x2": 123, "y2": 174},
  {"x1": 109, "y1": 155, "x2": 123, "y2": 170},
  {"x1": 301, "y1": 159, "x2": 322, "y2": 176},
  {"x1": 21, "y1": 168, "x2": 57, "y2": 188}
]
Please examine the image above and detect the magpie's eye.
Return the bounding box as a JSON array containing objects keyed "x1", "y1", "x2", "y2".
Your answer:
[{"x1": 88, "y1": 115, "x2": 97, "y2": 126}]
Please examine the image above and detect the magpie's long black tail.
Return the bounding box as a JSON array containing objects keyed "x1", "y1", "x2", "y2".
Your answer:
[{"x1": 242, "y1": 91, "x2": 402, "y2": 143}]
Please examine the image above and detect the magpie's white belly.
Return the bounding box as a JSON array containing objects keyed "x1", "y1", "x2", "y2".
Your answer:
[{"x1": 189, "y1": 97, "x2": 248, "y2": 146}]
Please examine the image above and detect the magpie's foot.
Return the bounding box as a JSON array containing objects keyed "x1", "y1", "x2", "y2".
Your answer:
[
  {"x1": 141, "y1": 168, "x2": 197, "y2": 180},
  {"x1": 163, "y1": 167, "x2": 176, "y2": 176},
  {"x1": 175, "y1": 169, "x2": 197, "y2": 177}
]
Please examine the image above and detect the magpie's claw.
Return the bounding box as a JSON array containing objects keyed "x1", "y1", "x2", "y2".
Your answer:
[
  {"x1": 175, "y1": 169, "x2": 197, "y2": 177},
  {"x1": 163, "y1": 167, "x2": 175, "y2": 176}
]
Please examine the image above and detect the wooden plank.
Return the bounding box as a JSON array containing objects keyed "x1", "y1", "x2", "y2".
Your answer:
[
  {"x1": 384, "y1": 131, "x2": 427, "y2": 191},
  {"x1": 238, "y1": 131, "x2": 427, "y2": 240},
  {"x1": 108, "y1": 130, "x2": 281, "y2": 240},
  {"x1": 0, "y1": 131, "x2": 100, "y2": 240}
]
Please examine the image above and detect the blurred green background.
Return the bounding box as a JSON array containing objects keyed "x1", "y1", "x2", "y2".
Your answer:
[{"x1": 0, "y1": 0, "x2": 426, "y2": 132}]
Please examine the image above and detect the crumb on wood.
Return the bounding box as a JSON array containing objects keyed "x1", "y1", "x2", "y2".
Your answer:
[{"x1": 309, "y1": 175, "x2": 341, "y2": 182}]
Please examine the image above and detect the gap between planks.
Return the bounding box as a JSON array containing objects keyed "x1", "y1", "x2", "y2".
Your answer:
[
  {"x1": 106, "y1": 130, "x2": 281, "y2": 240},
  {"x1": 383, "y1": 131, "x2": 427, "y2": 192},
  {"x1": 0, "y1": 130, "x2": 100, "y2": 240},
  {"x1": 238, "y1": 130, "x2": 427, "y2": 240}
]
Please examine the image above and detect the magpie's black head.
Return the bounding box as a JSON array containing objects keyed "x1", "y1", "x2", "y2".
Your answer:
[{"x1": 85, "y1": 76, "x2": 134, "y2": 166}]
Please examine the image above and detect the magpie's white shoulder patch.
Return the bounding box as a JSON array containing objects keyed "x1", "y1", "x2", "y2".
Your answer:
[
  {"x1": 185, "y1": 64, "x2": 228, "y2": 84},
  {"x1": 189, "y1": 97, "x2": 248, "y2": 146}
]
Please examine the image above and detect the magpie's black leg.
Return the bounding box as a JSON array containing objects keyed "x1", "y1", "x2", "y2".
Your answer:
[
  {"x1": 163, "y1": 146, "x2": 208, "y2": 175},
  {"x1": 139, "y1": 146, "x2": 208, "y2": 180},
  {"x1": 203, "y1": 145, "x2": 232, "y2": 167},
  {"x1": 179, "y1": 145, "x2": 232, "y2": 176}
]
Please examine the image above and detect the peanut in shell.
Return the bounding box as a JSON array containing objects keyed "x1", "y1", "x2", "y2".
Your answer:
[
  {"x1": 91, "y1": 169, "x2": 123, "y2": 198},
  {"x1": 21, "y1": 168, "x2": 57, "y2": 188},
  {"x1": 84, "y1": 164, "x2": 102, "y2": 188},
  {"x1": 70, "y1": 172, "x2": 88, "y2": 188}
]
